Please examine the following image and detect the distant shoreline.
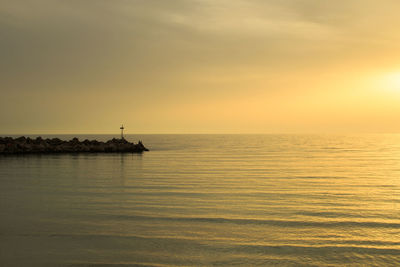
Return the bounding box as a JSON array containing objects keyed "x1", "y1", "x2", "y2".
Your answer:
[{"x1": 0, "y1": 136, "x2": 149, "y2": 154}]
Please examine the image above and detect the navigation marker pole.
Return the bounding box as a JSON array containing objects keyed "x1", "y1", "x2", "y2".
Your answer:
[{"x1": 120, "y1": 125, "x2": 125, "y2": 139}]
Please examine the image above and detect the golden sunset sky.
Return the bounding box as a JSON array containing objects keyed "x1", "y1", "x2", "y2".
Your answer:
[{"x1": 1, "y1": 0, "x2": 400, "y2": 134}]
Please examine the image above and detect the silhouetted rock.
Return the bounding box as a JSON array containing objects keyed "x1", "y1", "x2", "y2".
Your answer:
[
  {"x1": 49, "y1": 138, "x2": 63, "y2": 145},
  {"x1": 15, "y1": 136, "x2": 26, "y2": 143},
  {"x1": 0, "y1": 137, "x2": 149, "y2": 154}
]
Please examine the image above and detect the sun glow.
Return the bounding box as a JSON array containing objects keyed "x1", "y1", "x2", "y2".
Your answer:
[{"x1": 381, "y1": 72, "x2": 400, "y2": 92}]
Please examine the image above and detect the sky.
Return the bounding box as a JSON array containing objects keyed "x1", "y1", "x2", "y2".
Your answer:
[{"x1": 1, "y1": 0, "x2": 400, "y2": 134}]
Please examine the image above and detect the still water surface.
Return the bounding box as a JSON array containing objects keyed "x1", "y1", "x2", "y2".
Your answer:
[{"x1": 1, "y1": 134, "x2": 400, "y2": 266}]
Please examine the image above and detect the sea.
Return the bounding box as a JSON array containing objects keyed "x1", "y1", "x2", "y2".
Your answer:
[{"x1": 0, "y1": 134, "x2": 399, "y2": 266}]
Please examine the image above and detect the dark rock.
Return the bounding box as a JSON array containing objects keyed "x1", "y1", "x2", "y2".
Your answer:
[
  {"x1": 137, "y1": 140, "x2": 149, "y2": 151},
  {"x1": 3, "y1": 137, "x2": 13, "y2": 144},
  {"x1": 71, "y1": 137, "x2": 79, "y2": 143},
  {"x1": 49, "y1": 138, "x2": 63, "y2": 145},
  {"x1": 0, "y1": 136, "x2": 148, "y2": 154},
  {"x1": 15, "y1": 136, "x2": 26, "y2": 143}
]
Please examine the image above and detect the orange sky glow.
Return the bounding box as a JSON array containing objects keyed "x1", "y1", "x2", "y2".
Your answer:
[{"x1": 1, "y1": 0, "x2": 400, "y2": 134}]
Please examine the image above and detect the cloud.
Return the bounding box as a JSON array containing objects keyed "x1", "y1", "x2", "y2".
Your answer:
[{"x1": 1, "y1": 0, "x2": 400, "y2": 133}]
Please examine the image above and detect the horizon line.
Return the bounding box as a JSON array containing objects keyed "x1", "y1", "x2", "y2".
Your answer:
[{"x1": 1, "y1": 132, "x2": 400, "y2": 136}]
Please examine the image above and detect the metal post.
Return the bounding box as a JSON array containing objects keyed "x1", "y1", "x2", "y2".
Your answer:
[{"x1": 120, "y1": 125, "x2": 124, "y2": 139}]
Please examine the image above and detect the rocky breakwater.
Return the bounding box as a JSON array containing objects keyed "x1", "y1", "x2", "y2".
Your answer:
[{"x1": 0, "y1": 136, "x2": 149, "y2": 154}]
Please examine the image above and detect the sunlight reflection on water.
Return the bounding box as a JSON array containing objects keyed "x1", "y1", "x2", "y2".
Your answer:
[{"x1": 0, "y1": 134, "x2": 400, "y2": 266}]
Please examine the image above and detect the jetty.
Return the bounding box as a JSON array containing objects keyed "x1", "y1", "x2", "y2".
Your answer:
[
  {"x1": 0, "y1": 126, "x2": 149, "y2": 154},
  {"x1": 0, "y1": 136, "x2": 148, "y2": 154}
]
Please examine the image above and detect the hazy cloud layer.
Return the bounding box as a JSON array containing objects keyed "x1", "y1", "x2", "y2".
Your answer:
[{"x1": 1, "y1": 0, "x2": 400, "y2": 133}]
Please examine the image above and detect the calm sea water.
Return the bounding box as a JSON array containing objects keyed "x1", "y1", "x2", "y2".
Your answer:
[{"x1": 0, "y1": 134, "x2": 400, "y2": 266}]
